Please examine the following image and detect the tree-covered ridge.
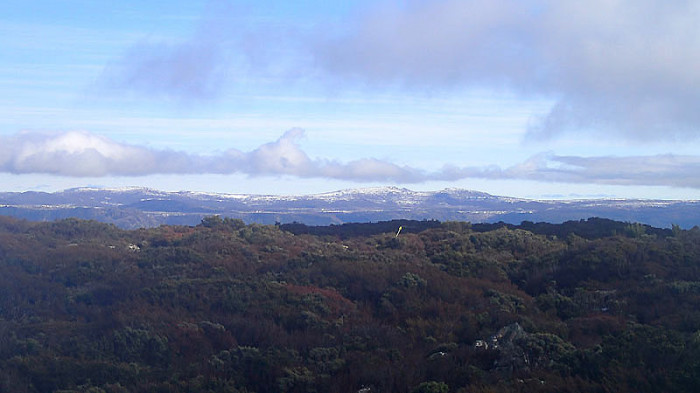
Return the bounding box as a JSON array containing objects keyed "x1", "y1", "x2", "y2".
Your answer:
[{"x1": 1, "y1": 216, "x2": 700, "y2": 392}]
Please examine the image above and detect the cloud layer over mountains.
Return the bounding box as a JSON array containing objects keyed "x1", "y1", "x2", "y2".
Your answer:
[
  {"x1": 0, "y1": 130, "x2": 418, "y2": 182},
  {"x1": 3, "y1": 130, "x2": 700, "y2": 189},
  {"x1": 7, "y1": 1, "x2": 698, "y2": 196}
]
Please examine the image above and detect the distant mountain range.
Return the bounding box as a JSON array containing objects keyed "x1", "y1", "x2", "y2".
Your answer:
[{"x1": 0, "y1": 186, "x2": 698, "y2": 229}]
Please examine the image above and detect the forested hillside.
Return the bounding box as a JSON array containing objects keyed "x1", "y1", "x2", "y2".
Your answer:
[{"x1": 1, "y1": 216, "x2": 700, "y2": 392}]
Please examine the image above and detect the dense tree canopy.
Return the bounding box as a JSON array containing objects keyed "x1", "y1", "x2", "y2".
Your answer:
[{"x1": 1, "y1": 216, "x2": 699, "y2": 392}]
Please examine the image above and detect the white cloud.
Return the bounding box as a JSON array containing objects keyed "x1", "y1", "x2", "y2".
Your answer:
[
  {"x1": 96, "y1": 2, "x2": 237, "y2": 102},
  {"x1": 92, "y1": 1, "x2": 700, "y2": 139},
  {"x1": 221, "y1": 129, "x2": 424, "y2": 182},
  {"x1": 3, "y1": 130, "x2": 700, "y2": 189},
  {"x1": 0, "y1": 131, "x2": 191, "y2": 176},
  {"x1": 311, "y1": 0, "x2": 700, "y2": 140},
  {"x1": 0, "y1": 129, "x2": 424, "y2": 181},
  {"x1": 531, "y1": 154, "x2": 700, "y2": 188},
  {"x1": 100, "y1": 41, "x2": 227, "y2": 101},
  {"x1": 444, "y1": 153, "x2": 700, "y2": 189}
]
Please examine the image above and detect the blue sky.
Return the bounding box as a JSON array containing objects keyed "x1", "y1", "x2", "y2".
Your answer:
[{"x1": 2, "y1": 0, "x2": 700, "y2": 199}]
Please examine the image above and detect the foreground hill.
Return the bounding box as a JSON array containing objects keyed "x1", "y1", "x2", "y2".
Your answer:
[
  {"x1": 1, "y1": 186, "x2": 699, "y2": 229},
  {"x1": 1, "y1": 216, "x2": 700, "y2": 392}
]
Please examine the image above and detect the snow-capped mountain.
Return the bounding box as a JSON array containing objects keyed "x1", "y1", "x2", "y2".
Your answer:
[{"x1": 0, "y1": 186, "x2": 698, "y2": 229}]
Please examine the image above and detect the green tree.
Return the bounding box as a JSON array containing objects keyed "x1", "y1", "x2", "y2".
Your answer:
[{"x1": 412, "y1": 381, "x2": 449, "y2": 393}]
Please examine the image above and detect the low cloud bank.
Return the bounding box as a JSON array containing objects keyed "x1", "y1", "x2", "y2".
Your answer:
[
  {"x1": 446, "y1": 153, "x2": 700, "y2": 188},
  {"x1": 0, "y1": 130, "x2": 418, "y2": 182},
  {"x1": 3, "y1": 130, "x2": 700, "y2": 189}
]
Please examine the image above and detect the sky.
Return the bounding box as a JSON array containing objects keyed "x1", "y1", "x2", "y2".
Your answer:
[{"x1": 2, "y1": 0, "x2": 700, "y2": 199}]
